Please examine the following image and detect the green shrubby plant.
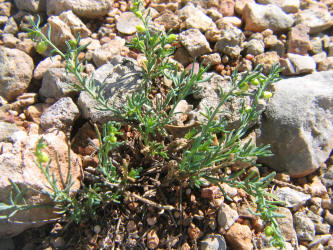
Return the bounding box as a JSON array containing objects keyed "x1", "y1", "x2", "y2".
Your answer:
[{"x1": 0, "y1": 0, "x2": 287, "y2": 248}]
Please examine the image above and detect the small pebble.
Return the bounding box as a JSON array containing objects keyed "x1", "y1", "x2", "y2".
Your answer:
[{"x1": 94, "y1": 225, "x2": 101, "y2": 234}]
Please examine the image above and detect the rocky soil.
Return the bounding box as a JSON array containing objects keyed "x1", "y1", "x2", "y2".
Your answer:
[{"x1": 0, "y1": 0, "x2": 333, "y2": 249}]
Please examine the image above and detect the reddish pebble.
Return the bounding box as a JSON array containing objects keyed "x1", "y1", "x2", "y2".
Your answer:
[
  {"x1": 245, "y1": 54, "x2": 254, "y2": 61},
  {"x1": 185, "y1": 62, "x2": 200, "y2": 73}
]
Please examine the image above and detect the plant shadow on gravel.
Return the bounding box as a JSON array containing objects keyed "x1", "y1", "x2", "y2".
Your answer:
[{"x1": 2, "y1": 0, "x2": 289, "y2": 249}]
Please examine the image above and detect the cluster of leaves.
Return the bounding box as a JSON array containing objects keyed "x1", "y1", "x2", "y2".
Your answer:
[{"x1": 0, "y1": 0, "x2": 287, "y2": 248}]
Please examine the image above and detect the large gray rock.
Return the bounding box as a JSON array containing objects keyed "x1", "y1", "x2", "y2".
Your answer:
[
  {"x1": 243, "y1": 2, "x2": 294, "y2": 32},
  {"x1": 40, "y1": 97, "x2": 80, "y2": 132},
  {"x1": 294, "y1": 7, "x2": 333, "y2": 34},
  {"x1": 77, "y1": 56, "x2": 142, "y2": 125},
  {"x1": 0, "y1": 124, "x2": 81, "y2": 238},
  {"x1": 0, "y1": 47, "x2": 34, "y2": 102},
  {"x1": 39, "y1": 68, "x2": 79, "y2": 100},
  {"x1": 257, "y1": 71, "x2": 333, "y2": 177}
]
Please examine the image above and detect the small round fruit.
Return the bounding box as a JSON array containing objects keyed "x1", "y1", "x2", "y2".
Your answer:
[
  {"x1": 261, "y1": 91, "x2": 273, "y2": 100},
  {"x1": 38, "y1": 151, "x2": 50, "y2": 163},
  {"x1": 265, "y1": 226, "x2": 274, "y2": 237},
  {"x1": 109, "y1": 136, "x2": 117, "y2": 143},
  {"x1": 136, "y1": 25, "x2": 146, "y2": 33},
  {"x1": 251, "y1": 78, "x2": 260, "y2": 86},
  {"x1": 36, "y1": 41, "x2": 48, "y2": 54}
]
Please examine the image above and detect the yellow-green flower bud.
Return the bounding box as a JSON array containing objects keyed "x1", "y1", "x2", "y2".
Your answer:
[
  {"x1": 261, "y1": 91, "x2": 273, "y2": 100},
  {"x1": 251, "y1": 78, "x2": 260, "y2": 86},
  {"x1": 38, "y1": 151, "x2": 49, "y2": 163},
  {"x1": 136, "y1": 24, "x2": 146, "y2": 33},
  {"x1": 167, "y1": 34, "x2": 178, "y2": 43},
  {"x1": 239, "y1": 83, "x2": 249, "y2": 92},
  {"x1": 36, "y1": 41, "x2": 48, "y2": 54},
  {"x1": 245, "y1": 106, "x2": 252, "y2": 113},
  {"x1": 135, "y1": 11, "x2": 143, "y2": 19}
]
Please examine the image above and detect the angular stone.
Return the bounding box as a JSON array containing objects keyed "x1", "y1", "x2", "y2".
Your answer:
[
  {"x1": 235, "y1": 0, "x2": 255, "y2": 15},
  {"x1": 295, "y1": 7, "x2": 333, "y2": 34},
  {"x1": 287, "y1": 24, "x2": 311, "y2": 55},
  {"x1": 59, "y1": 10, "x2": 91, "y2": 38},
  {"x1": 257, "y1": 0, "x2": 300, "y2": 13},
  {"x1": 286, "y1": 53, "x2": 316, "y2": 75},
  {"x1": 14, "y1": 0, "x2": 46, "y2": 13},
  {"x1": 217, "y1": 204, "x2": 239, "y2": 231},
  {"x1": 317, "y1": 57, "x2": 333, "y2": 71},
  {"x1": 220, "y1": 0, "x2": 235, "y2": 16},
  {"x1": 0, "y1": 46, "x2": 34, "y2": 102},
  {"x1": 243, "y1": 2, "x2": 294, "y2": 33},
  {"x1": 154, "y1": 11, "x2": 180, "y2": 31},
  {"x1": 3, "y1": 17, "x2": 18, "y2": 35},
  {"x1": 214, "y1": 22, "x2": 245, "y2": 59},
  {"x1": 77, "y1": 56, "x2": 142, "y2": 125},
  {"x1": 92, "y1": 36, "x2": 127, "y2": 67},
  {"x1": 222, "y1": 16, "x2": 242, "y2": 28},
  {"x1": 47, "y1": 0, "x2": 111, "y2": 18},
  {"x1": 177, "y1": 3, "x2": 216, "y2": 32},
  {"x1": 225, "y1": 223, "x2": 253, "y2": 250},
  {"x1": 294, "y1": 211, "x2": 316, "y2": 241},
  {"x1": 311, "y1": 37, "x2": 323, "y2": 55},
  {"x1": 179, "y1": 29, "x2": 212, "y2": 57},
  {"x1": 274, "y1": 187, "x2": 311, "y2": 208},
  {"x1": 41, "y1": 16, "x2": 75, "y2": 53},
  {"x1": 201, "y1": 53, "x2": 221, "y2": 66},
  {"x1": 244, "y1": 39, "x2": 265, "y2": 56},
  {"x1": 39, "y1": 68, "x2": 79, "y2": 100},
  {"x1": 0, "y1": 122, "x2": 22, "y2": 142},
  {"x1": 275, "y1": 207, "x2": 297, "y2": 241},
  {"x1": 0, "y1": 2, "x2": 12, "y2": 16},
  {"x1": 40, "y1": 97, "x2": 80, "y2": 131},
  {"x1": 33, "y1": 55, "x2": 63, "y2": 81},
  {"x1": 253, "y1": 51, "x2": 280, "y2": 75},
  {"x1": 257, "y1": 71, "x2": 333, "y2": 177}
]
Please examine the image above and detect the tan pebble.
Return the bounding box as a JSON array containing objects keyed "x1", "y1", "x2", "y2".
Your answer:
[
  {"x1": 78, "y1": 52, "x2": 85, "y2": 61},
  {"x1": 127, "y1": 220, "x2": 137, "y2": 232},
  {"x1": 322, "y1": 198, "x2": 333, "y2": 209},
  {"x1": 187, "y1": 224, "x2": 202, "y2": 240},
  {"x1": 201, "y1": 186, "x2": 222, "y2": 199},
  {"x1": 181, "y1": 242, "x2": 191, "y2": 250},
  {"x1": 215, "y1": 64, "x2": 224, "y2": 73},
  {"x1": 100, "y1": 37, "x2": 111, "y2": 44},
  {"x1": 94, "y1": 225, "x2": 101, "y2": 234},
  {"x1": 146, "y1": 216, "x2": 157, "y2": 226},
  {"x1": 147, "y1": 230, "x2": 159, "y2": 249},
  {"x1": 105, "y1": 17, "x2": 114, "y2": 24}
]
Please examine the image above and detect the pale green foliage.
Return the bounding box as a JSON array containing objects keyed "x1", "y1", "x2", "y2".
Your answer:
[{"x1": 0, "y1": 1, "x2": 287, "y2": 248}]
